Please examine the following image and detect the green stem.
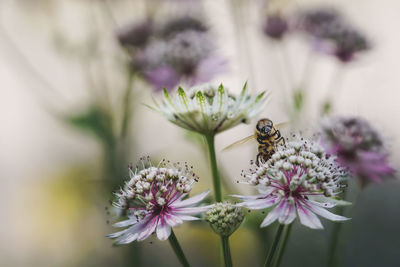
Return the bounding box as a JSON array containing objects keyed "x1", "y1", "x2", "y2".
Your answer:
[
  {"x1": 221, "y1": 236, "x2": 233, "y2": 267},
  {"x1": 327, "y1": 205, "x2": 345, "y2": 267},
  {"x1": 120, "y1": 68, "x2": 134, "y2": 140},
  {"x1": 168, "y1": 230, "x2": 190, "y2": 267},
  {"x1": 264, "y1": 224, "x2": 284, "y2": 267},
  {"x1": 327, "y1": 189, "x2": 348, "y2": 267},
  {"x1": 273, "y1": 224, "x2": 293, "y2": 267},
  {"x1": 205, "y1": 134, "x2": 222, "y2": 202}
]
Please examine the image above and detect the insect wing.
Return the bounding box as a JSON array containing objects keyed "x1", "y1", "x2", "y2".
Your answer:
[{"x1": 222, "y1": 134, "x2": 256, "y2": 151}]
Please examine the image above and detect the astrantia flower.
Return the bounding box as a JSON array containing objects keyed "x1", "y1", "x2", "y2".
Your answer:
[
  {"x1": 320, "y1": 116, "x2": 395, "y2": 186},
  {"x1": 152, "y1": 83, "x2": 267, "y2": 135},
  {"x1": 117, "y1": 15, "x2": 226, "y2": 92},
  {"x1": 296, "y1": 8, "x2": 370, "y2": 62},
  {"x1": 206, "y1": 202, "x2": 244, "y2": 237},
  {"x1": 234, "y1": 138, "x2": 350, "y2": 229},
  {"x1": 108, "y1": 157, "x2": 212, "y2": 244}
]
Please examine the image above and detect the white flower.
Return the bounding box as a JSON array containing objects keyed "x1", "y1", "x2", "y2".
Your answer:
[
  {"x1": 151, "y1": 83, "x2": 267, "y2": 135},
  {"x1": 234, "y1": 138, "x2": 350, "y2": 229},
  {"x1": 108, "y1": 157, "x2": 212, "y2": 244}
]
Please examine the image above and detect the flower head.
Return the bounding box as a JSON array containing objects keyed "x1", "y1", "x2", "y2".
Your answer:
[
  {"x1": 206, "y1": 202, "x2": 244, "y2": 237},
  {"x1": 234, "y1": 138, "x2": 350, "y2": 229},
  {"x1": 296, "y1": 7, "x2": 370, "y2": 62},
  {"x1": 263, "y1": 14, "x2": 289, "y2": 40},
  {"x1": 118, "y1": 15, "x2": 226, "y2": 92},
  {"x1": 108, "y1": 157, "x2": 211, "y2": 244},
  {"x1": 320, "y1": 116, "x2": 395, "y2": 186},
  {"x1": 152, "y1": 83, "x2": 267, "y2": 135}
]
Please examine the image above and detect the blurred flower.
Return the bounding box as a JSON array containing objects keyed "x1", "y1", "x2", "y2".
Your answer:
[
  {"x1": 117, "y1": 15, "x2": 226, "y2": 92},
  {"x1": 108, "y1": 157, "x2": 211, "y2": 244},
  {"x1": 116, "y1": 20, "x2": 154, "y2": 48},
  {"x1": 234, "y1": 138, "x2": 349, "y2": 229},
  {"x1": 296, "y1": 7, "x2": 370, "y2": 62},
  {"x1": 320, "y1": 116, "x2": 395, "y2": 186},
  {"x1": 206, "y1": 202, "x2": 244, "y2": 237},
  {"x1": 296, "y1": 8, "x2": 343, "y2": 37},
  {"x1": 263, "y1": 14, "x2": 288, "y2": 40},
  {"x1": 152, "y1": 83, "x2": 267, "y2": 135}
]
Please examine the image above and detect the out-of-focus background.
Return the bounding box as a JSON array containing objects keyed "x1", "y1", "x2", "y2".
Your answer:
[{"x1": 1, "y1": 0, "x2": 399, "y2": 266}]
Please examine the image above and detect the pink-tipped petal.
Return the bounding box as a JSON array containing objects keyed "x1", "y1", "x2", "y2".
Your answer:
[
  {"x1": 156, "y1": 220, "x2": 172, "y2": 241},
  {"x1": 137, "y1": 216, "x2": 158, "y2": 241},
  {"x1": 260, "y1": 203, "x2": 281, "y2": 227},
  {"x1": 296, "y1": 202, "x2": 323, "y2": 229},
  {"x1": 307, "y1": 203, "x2": 350, "y2": 221},
  {"x1": 237, "y1": 196, "x2": 280, "y2": 210},
  {"x1": 164, "y1": 213, "x2": 184, "y2": 227},
  {"x1": 278, "y1": 201, "x2": 296, "y2": 224}
]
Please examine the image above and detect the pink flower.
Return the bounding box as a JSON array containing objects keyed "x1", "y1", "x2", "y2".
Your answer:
[
  {"x1": 108, "y1": 158, "x2": 212, "y2": 244},
  {"x1": 234, "y1": 138, "x2": 350, "y2": 229},
  {"x1": 321, "y1": 116, "x2": 395, "y2": 186}
]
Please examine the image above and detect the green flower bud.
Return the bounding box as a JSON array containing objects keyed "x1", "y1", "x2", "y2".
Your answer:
[{"x1": 205, "y1": 202, "x2": 244, "y2": 237}]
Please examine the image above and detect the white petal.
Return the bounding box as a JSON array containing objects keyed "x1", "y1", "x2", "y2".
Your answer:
[
  {"x1": 237, "y1": 197, "x2": 279, "y2": 210},
  {"x1": 307, "y1": 203, "x2": 350, "y2": 222},
  {"x1": 172, "y1": 190, "x2": 210, "y2": 208},
  {"x1": 178, "y1": 215, "x2": 200, "y2": 221},
  {"x1": 117, "y1": 233, "x2": 139, "y2": 244},
  {"x1": 137, "y1": 217, "x2": 158, "y2": 241},
  {"x1": 309, "y1": 195, "x2": 351, "y2": 206},
  {"x1": 278, "y1": 201, "x2": 296, "y2": 225},
  {"x1": 107, "y1": 228, "x2": 130, "y2": 239},
  {"x1": 296, "y1": 202, "x2": 323, "y2": 229},
  {"x1": 156, "y1": 220, "x2": 172, "y2": 241},
  {"x1": 113, "y1": 218, "x2": 138, "y2": 228},
  {"x1": 174, "y1": 205, "x2": 213, "y2": 215},
  {"x1": 260, "y1": 203, "x2": 281, "y2": 227},
  {"x1": 164, "y1": 213, "x2": 183, "y2": 227},
  {"x1": 231, "y1": 194, "x2": 266, "y2": 200}
]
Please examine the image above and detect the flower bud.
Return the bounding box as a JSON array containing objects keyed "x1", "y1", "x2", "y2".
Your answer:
[{"x1": 206, "y1": 202, "x2": 244, "y2": 237}]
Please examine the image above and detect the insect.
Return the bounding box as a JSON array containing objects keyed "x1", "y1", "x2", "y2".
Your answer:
[{"x1": 223, "y1": 118, "x2": 286, "y2": 165}]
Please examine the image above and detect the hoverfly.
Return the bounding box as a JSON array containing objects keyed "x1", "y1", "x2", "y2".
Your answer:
[{"x1": 223, "y1": 118, "x2": 287, "y2": 165}]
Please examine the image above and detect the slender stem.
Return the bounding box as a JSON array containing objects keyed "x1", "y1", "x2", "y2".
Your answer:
[
  {"x1": 120, "y1": 68, "x2": 135, "y2": 140},
  {"x1": 327, "y1": 190, "x2": 348, "y2": 267},
  {"x1": 168, "y1": 230, "x2": 190, "y2": 267},
  {"x1": 205, "y1": 134, "x2": 223, "y2": 202},
  {"x1": 221, "y1": 236, "x2": 233, "y2": 267},
  {"x1": 264, "y1": 224, "x2": 285, "y2": 267},
  {"x1": 274, "y1": 224, "x2": 293, "y2": 267}
]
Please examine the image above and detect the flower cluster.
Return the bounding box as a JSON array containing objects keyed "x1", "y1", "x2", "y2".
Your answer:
[
  {"x1": 234, "y1": 137, "x2": 349, "y2": 229},
  {"x1": 117, "y1": 16, "x2": 226, "y2": 91},
  {"x1": 320, "y1": 116, "x2": 395, "y2": 186},
  {"x1": 151, "y1": 83, "x2": 267, "y2": 135},
  {"x1": 295, "y1": 7, "x2": 370, "y2": 62},
  {"x1": 108, "y1": 157, "x2": 211, "y2": 244},
  {"x1": 206, "y1": 202, "x2": 244, "y2": 237}
]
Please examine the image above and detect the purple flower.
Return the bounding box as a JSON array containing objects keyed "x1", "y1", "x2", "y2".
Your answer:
[
  {"x1": 108, "y1": 158, "x2": 212, "y2": 244},
  {"x1": 234, "y1": 138, "x2": 349, "y2": 229},
  {"x1": 135, "y1": 30, "x2": 226, "y2": 91},
  {"x1": 263, "y1": 15, "x2": 288, "y2": 40},
  {"x1": 320, "y1": 117, "x2": 395, "y2": 186},
  {"x1": 296, "y1": 7, "x2": 370, "y2": 62}
]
